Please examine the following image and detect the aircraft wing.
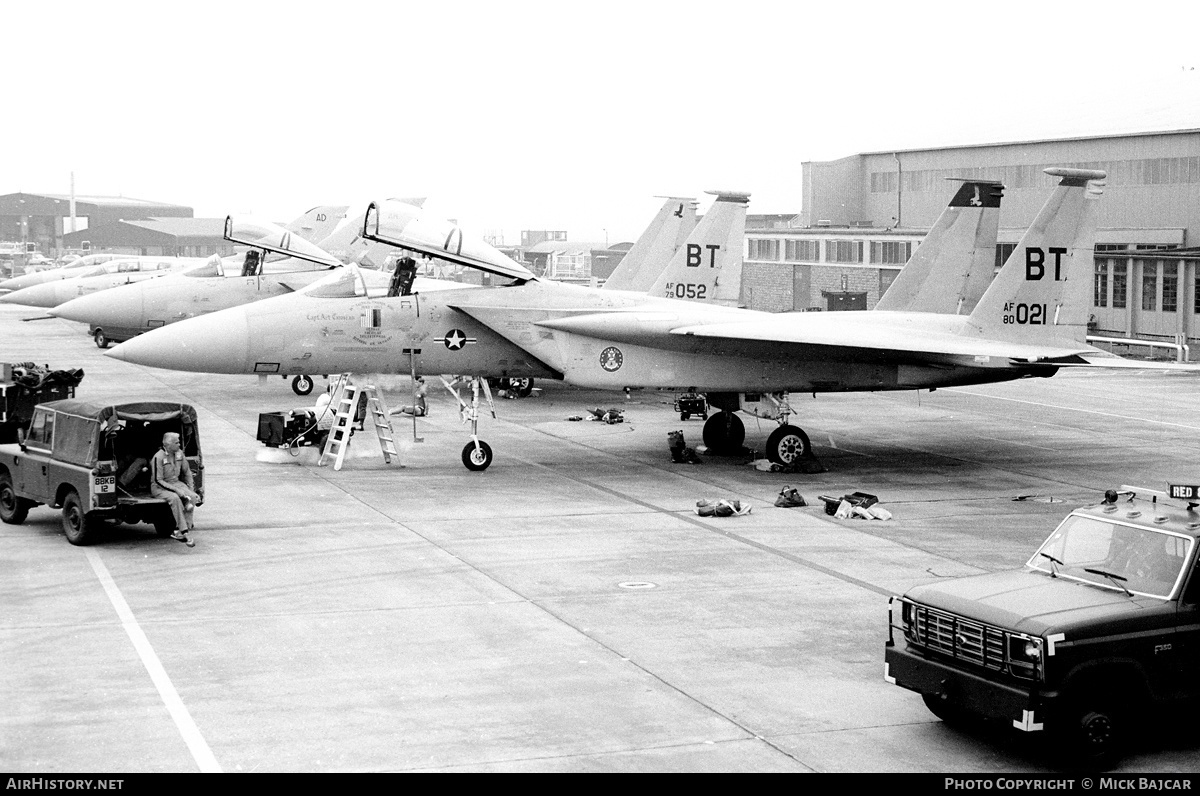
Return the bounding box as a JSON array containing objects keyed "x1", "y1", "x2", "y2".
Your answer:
[
  {"x1": 363, "y1": 200, "x2": 536, "y2": 282},
  {"x1": 669, "y1": 317, "x2": 1200, "y2": 370},
  {"x1": 669, "y1": 316, "x2": 1099, "y2": 364},
  {"x1": 225, "y1": 216, "x2": 344, "y2": 268}
]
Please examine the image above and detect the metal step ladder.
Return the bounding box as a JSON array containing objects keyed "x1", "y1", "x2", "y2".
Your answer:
[{"x1": 318, "y1": 374, "x2": 400, "y2": 470}]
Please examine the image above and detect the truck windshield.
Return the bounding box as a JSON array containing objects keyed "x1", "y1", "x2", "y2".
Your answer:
[{"x1": 1028, "y1": 514, "x2": 1192, "y2": 599}]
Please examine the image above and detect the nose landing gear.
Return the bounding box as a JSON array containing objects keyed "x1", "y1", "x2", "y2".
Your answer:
[
  {"x1": 442, "y1": 376, "x2": 497, "y2": 471},
  {"x1": 765, "y1": 424, "x2": 812, "y2": 465}
]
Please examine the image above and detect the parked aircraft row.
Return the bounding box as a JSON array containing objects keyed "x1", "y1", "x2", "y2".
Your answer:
[{"x1": 95, "y1": 167, "x2": 1196, "y2": 471}]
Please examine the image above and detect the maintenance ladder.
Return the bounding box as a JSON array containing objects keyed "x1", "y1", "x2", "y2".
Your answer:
[{"x1": 318, "y1": 375, "x2": 400, "y2": 470}]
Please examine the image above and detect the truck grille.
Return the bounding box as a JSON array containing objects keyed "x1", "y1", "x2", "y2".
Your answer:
[
  {"x1": 911, "y1": 608, "x2": 1005, "y2": 670},
  {"x1": 902, "y1": 602, "x2": 1038, "y2": 680}
]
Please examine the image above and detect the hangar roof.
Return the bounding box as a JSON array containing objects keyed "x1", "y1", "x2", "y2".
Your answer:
[
  {"x1": 34, "y1": 194, "x2": 192, "y2": 210},
  {"x1": 526, "y1": 241, "x2": 606, "y2": 254},
  {"x1": 122, "y1": 217, "x2": 226, "y2": 240},
  {"x1": 0, "y1": 192, "x2": 192, "y2": 217}
]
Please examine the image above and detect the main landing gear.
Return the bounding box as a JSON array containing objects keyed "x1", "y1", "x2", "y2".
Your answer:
[
  {"x1": 702, "y1": 411, "x2": 745, "y2": 452},
  {"x1": 703, "y1": 392, "x2": 813, "y2": 465},
  {"x1": 441, "y1": 376, "x2": 497, "y2": 471}
]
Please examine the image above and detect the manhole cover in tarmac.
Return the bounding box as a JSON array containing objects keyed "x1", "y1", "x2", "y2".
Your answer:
[{"x1": 618, "y1": 581, "x2": 658, "y2": 590}]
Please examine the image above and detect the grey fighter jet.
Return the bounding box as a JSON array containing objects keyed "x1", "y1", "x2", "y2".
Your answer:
[{"x1": 108, "y1": 169, "x2": 1175, "y2": 471}]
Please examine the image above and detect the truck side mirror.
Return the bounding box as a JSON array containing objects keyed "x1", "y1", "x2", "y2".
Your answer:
[{"x1": 16, "y1": 426, "x2": 26, "y2": 450}]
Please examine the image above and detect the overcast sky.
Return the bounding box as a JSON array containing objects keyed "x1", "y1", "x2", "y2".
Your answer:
[{"x1": 7, "y1": 0, "x2": 1199, "y2": 243}]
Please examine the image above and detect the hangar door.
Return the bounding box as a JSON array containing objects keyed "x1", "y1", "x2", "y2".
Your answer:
[{"x1": 822, "y1": 290, "x2": 867, "y2": 311}]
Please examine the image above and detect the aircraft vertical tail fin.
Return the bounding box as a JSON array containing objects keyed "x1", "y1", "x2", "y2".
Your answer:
[
  {"x1": 966, "y1": 168, "x2": 1105, "y2": 343},
  {"x1": 647, "y1": 190, "x2": 749, "y2": 305},
  {"x1": 874, "y1": 179, "x2": 1002, "y2": 314},
  {"x1": 286, "y1": 205, "x2": 350, "y2": 243},
  {"x1": 601, "y1": 197, "x2": 697, "y2": 292}
]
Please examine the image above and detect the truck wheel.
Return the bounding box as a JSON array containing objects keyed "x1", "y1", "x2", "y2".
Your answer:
[
  {"x1": 1065, "y1": 703, "x2": 1125, "y2": 769},
  {"x1": 61, "y1": 491, "x2": 97, "y2": 546},
  {"x1": 0, "y1": 473, "x2": 30, "y2": 524},
  {"x1": 94, "y1": 329, "x2": 109, "y2": 349},
  {"x1": 292, "y1": 375, "x2": 314, "y2": 396},
  {"x1": 461, "y1": 440, "x2": 493, "y2": 471},
  {"x1": 921, "y1": 693, "x2": 973, "y2": 727}
]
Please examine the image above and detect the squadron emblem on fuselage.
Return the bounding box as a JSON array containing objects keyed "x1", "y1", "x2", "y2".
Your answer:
[{"x1": 600, "y1": 346, "x2": 623, "y2": 372}]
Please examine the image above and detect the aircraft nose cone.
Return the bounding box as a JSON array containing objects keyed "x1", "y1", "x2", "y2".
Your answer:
[
  {"x1": 105, "y1": 309, "x2": 251, "y2": 373},
  {"x1": 53, "y1": 289, "x2": 141, "y2": 325},
  {"x1": 0, "y1": 284, "x2": 56, "y2": 306}
]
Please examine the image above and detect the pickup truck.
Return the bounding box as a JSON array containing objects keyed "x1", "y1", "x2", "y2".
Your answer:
[
  {"x1": 0, "y1": 399, "x2": 203, "y2": 544},
  {"x1": 885, "y1": 485, "x2": 1200, "y2": 767}
]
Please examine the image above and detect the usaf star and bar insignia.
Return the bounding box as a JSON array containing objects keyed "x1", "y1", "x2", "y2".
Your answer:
[{"x1": 440, "y1": 329, "x2": 477, "y2": 350}]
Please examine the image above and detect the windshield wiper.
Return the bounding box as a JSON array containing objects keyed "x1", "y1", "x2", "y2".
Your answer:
[
  {"x1": 1040, "y1": 552, "x2": 1063, "y2": 577},
  {"x1": 1084, "y1": 567, "x2": 1133, "y2": 597}
]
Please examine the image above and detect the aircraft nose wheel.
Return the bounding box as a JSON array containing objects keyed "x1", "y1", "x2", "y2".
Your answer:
[
  {"x1": 766, "y1": 424, "x2": 811, "y2": 465},
  {"x1": 292, "y1": 375, "x2": 315, "y2": 396},
  {"x1": 462, "y1": 440, "x2": 493, "y2": 471}
]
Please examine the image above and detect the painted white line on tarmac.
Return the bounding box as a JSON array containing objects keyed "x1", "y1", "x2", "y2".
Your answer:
[
  {"x1": 946, "y1": 388, "x2": 1200, "y2": 431},
  {"x1": 85, "y1": 548, "x2": 222, "y2": 773}
]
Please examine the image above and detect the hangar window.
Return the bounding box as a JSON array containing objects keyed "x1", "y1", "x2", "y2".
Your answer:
[
  {"x1": 748, "y1": 239, "x2": 780, "y2": 261},
  {"x1": 785, "y1": 240, "x2": 819, "y2": 261},
  {"x1": 1194, "y1": 274, "x2": 1200, "y2": 314},
  {"x1": 1142, "y1": 265, "x2": 1158, "y2": 311},
  {"x1": 870, "y1": 172, "x2": 897, "y2": 193},
  {"x1": 1112, "y1": 263, "x2": 1127, "y2": 309},
  {"x1": 870, "y1": 241, "x2": 912, "y2": 265},
  {"x1": 995, "y1": 243, "x2": 1016, "y2": 270},
  {"x1": 1162, "y1": 264, "x2": 1178, "y2": 313},
  {"x1": 1094, "y1": 262, "x2": 1108, "y2": 308},
  {"x1": 825, "y1": 240, "x2": 862, "y2": 264}
]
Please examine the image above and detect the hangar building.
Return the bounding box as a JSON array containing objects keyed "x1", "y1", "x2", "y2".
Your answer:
[
  {"x1": 60, "y1": 217, "x2": 239, "y2": 257},
  {"x1": 0, "y1": 193, "x2": 192, "y2": 254},
  {"x1": 744, "y1": 128, "x2": 1200, "y2": 351}
]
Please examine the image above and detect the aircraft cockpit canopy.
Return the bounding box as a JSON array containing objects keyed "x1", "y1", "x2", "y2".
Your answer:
[{"x1": 303, "y1": 265, "x2": 368, "y2": 298}]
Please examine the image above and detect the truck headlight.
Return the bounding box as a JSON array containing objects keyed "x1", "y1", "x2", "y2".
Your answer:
[{"x1": 1007, "y1": 635, "x2": 1042, "y2": 679}]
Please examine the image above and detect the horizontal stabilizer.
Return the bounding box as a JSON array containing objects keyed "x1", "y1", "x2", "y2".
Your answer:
[{"x1": 1044, "y1": 352, "x2": 1200, "y2": 372}]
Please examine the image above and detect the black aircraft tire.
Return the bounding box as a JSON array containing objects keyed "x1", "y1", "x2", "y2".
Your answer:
[
  {"x1": 0, "y1": 473, "x2": 30, "y2": 525},
  {"x1": 61, "y1": 491, "x2": 96, "y2": 546},
  {"x1": 503, "y1": 377, "x2": 534, "y2": 398},
  {"x1": 702, "y1": 412, "x2": 745, "y2": 451},
  {"x1": 766, "y1": 425, "x2": 811, "y2": 465},
  {"x1": 462, "y1": 440, "x2": 494, "y2": 471},
  {"x1": 94, "y1": 329, "x2": 109, "y2": 349},
  {"x1": 292, "y1": 375, "x2": 315, "y2": 396}
]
